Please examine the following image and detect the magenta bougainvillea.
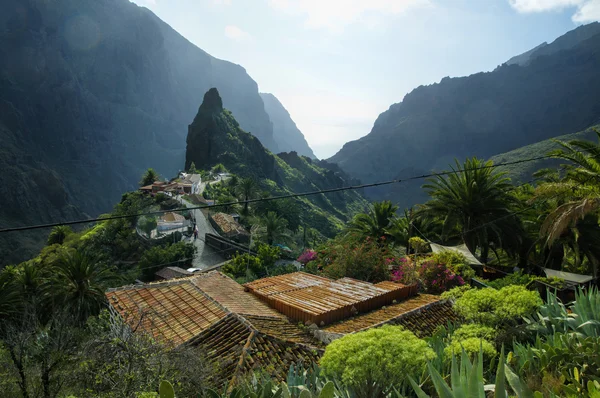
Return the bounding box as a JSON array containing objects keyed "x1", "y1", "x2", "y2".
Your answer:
[
  {"x1": 419, "y1": 260, "x2": 464, "y2": 294},
  {"x1": 297, "y1": 249, "x2": 317, "y2": 264}
]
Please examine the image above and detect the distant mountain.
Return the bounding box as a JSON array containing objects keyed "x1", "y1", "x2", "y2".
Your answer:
[
  {"x1": 0, "y1": 0, "x2": 278, "y2": 265},
  {"x1": 507, "y1": 22, "x2": 600, "y2": 66},
  {"x1": 328, "y1": 23, "x2": 600, "y2": 209},
  {"x1": 260, "y1": 93, "x2": 317, "y2": 159},
  {"x1": 186, "y1": 88, "x2": 368, "y2": 236}
]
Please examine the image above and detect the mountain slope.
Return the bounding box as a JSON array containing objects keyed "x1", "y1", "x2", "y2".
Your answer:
[
  {"x1": 260, "y1": 93, "x2": 317, "y2": 159},
  {"x1": 0, "y1": 0, "x2": 277, "y2": 265},
  {"x1": 186, "y1": 88, "x2": 368, "y2": 236},
  {"x1": 489, "y1": 125, "x2": 600, "y2": 183},
  {"x1": 329, "y1": 23, "x2": 600, "y2": 209}
]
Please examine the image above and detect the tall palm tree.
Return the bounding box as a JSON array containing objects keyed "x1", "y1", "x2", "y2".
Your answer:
[
  {"x1": 50, "y1": 250, "x2": 119, "y2": 323},
  {"x1": 347, "y1": 201, "x2": 398, "y2": 241},
  {"x1": 236, "y1": 177, "x2": 258, "y2": 214},
  {"x1": 0, "y1": 269, "x2": 21, "y2": 319},
  {"x1": 417, "y1": 157, "x2": 523, "y2": 261},
  {"x1": 536, "y1": 129, "x2": 600, "y2": 247},
  {"x1": 47, "y1": 225, "x2": 72, "y2": 246},
  {"x1": 259, "y1": 212, "x2": 290, "y2": 245}
]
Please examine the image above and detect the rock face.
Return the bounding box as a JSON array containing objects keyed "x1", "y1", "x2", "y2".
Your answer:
[
  {"x1": 328, "y1": 22, "x2": 600, "y2": 209},
  {"x1": 260, "y1": 93, "x2": 317, "y2": 159},
  {"x1": 0, "y1": 0, "x2": 276, "y2": 265},
  {"x1": 186, "y1": 88, "x2": 280, "y2": 182},
  {"x1": 186, "y1": 88, "x2": 369, "y2": 237}
]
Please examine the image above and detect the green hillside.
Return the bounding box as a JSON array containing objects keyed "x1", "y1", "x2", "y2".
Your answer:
[{"x1": 490, "y1": 125, "x2": 599, "y2": 183}]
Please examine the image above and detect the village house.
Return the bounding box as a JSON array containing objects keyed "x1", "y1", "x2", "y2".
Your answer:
[
  {"x1": 157, "y1": 212, "x2": 186, "y2": 232},
  {"x1": 106, "y1": 271, "x2": 459, "y2": 386},
  {"x1": 210, "y1": 212, "x2": 250, "y2": 243}
]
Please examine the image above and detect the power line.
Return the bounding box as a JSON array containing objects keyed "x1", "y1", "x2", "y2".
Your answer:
[{"x1": 0, "y1": 154, "x2": 554, "y2": 234}]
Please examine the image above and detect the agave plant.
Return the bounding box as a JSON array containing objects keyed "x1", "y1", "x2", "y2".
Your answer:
[
  {"x1": 407, "y1": 347, "x2": 545, "y2": 398},
  {"x1": 526, "y1": 287, "x2": 600, "y2": 339}
]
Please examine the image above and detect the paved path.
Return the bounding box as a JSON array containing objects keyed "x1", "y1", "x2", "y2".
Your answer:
[{"x1": 179, "y1": 197, "x2": 224, "y2": 269}]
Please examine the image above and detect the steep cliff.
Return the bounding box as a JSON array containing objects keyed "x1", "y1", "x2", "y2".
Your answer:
[
  {"x1": 186, "y1": 88, "x2": 368, "y2": 236},
  {"x1": 329, "y1": 23, "x2": 600, "y2": 209},
  {"x1": 260, "y1": 93, "x2": 316, "y2": 159},
  {"x1": 0, "y1": 0, "x2": 276, "y2": 264}
]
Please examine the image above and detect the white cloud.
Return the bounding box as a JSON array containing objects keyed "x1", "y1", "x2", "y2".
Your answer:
[
  {"x1": 268, "y1": 0, "x2": 432, "y2": 32},
  {"x1": 224, "y1": 25, "x2": 251, "y2": 41},
  {"x1": 573, "y1": 0, "x2": 600, "y2": 21},
  {"x1": 213, "y1": 0, "x2": 231, "y2": 4},
  {"x1": 508, "y1": 0, "x2": 600, "y2": 22}
]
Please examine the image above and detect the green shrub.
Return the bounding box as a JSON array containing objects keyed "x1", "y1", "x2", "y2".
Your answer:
[
  {"x1": 222, "y1": 253, "x2": 264, "y2": 279},
  {"x1": 452, "y1": 324, "x2": 496, "y2": 341},
  {"x1": 444, "y1": 338, "x2": 497, "y2": 362},
  {"x1": 320, "y1": 325, "x2": 434, "y2": 396},
  {"x1": 455, "y1": 286, "x2": 542, "y2": 326},
  {"x1": 430, "y1": 251, "x2": 475, "y2": 280},
  {"x1": 486, "y1": 271, "x2": 534, "y2": 289},
  {"x1": 496, "y1": 285, "x2": 543, "y2": 320},
  {"x1": 441, "y1": 285, "x2": 472, "y2": 301}
]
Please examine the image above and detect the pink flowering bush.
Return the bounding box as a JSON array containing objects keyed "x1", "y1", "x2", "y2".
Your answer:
[
  {"x1": 297, "y1": 249, "x2": 317, "y2": 264},
  {"x1": 419, "y1": 260, "x2": 464, "y2": 294},
  {"x1": 389, "y1": 257, "x2": 419, "y2": 285}
]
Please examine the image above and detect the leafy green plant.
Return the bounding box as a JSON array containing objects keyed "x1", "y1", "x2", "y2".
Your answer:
[
  {"x1": 320, "y1": 325, "x2": 435, "y2": 397},
  {"x1": 430, "y1": 251, "x2": 475, "y2": 280},
  {"x1": 455, "y1": 286, "x2": 542, "y2": 327},
  {"x1": 441, "y1": 285, "x2": 472, "y2": 301}
]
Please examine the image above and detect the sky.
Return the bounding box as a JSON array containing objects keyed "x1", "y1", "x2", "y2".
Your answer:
[{"x1": 131, "y1": 0, "x2": 600, "y2": 159}]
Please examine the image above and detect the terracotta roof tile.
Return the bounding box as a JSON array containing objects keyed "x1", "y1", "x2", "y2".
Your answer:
[
  {"x1": 243, "y1": 315, "x2": 324, "y2": 347},
  {"x1": 188, "y1": 313, "x2": 322, "y2": 387},
  {"x1": 322, "y1": 294, "x2": 457, "y2": 336},
  {"x1": 240, "y1": 333, "x2": 322, "y2": 383},
  {"x1": 106, "y1": 280, "x2": 228, "y2": 346},
  {"x1": 188, "y1": 314, "x2": 253, "y2": 386},
  {"x1": 191, "y1": 272, "x2": 284, "y2": 318},
  {"x1": 244, "y1": 272, "x2": 416, "y2": 325},
  {"x1": 388, "y1": 300, "x2": 460, "y2": 337}
]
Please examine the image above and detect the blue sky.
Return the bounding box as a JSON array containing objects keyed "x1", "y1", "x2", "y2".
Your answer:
[{"x1": 131, "y1": 0, "x2": 600, "y2": 159}]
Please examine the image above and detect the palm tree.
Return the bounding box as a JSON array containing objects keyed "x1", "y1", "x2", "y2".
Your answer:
[
  {"x1": 0, "y1": 270, "x2": 21, "y2": 319},
  {"x1": 236, "y1": 177, "x2": 258, "y2": 214},
  {"x1": 535, "y1": 129, "x2": 600, "y2": 247},
  {"x1": 139, "y1": 168, "x2": 160, "y2": 187},
  {"x1": 259, "y1": 212, "x2": 290, "y2": 245},
  {"x1": 47, "y1": 225, "x2": 72, "y2": 246},
  {"x1": 50, "y1": 250, "x2": 120, "y2": 323},
  {"x1": 346, "y1": 201, "x2": 398, "y2": 241},
  {"x1": 532, "y1": 129, "x2": 600, "y2": 276},
  {"x1": 417, "y1": 157, "x2": 523, "y2": 261}
]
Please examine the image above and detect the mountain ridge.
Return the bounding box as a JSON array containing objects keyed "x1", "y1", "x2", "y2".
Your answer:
[{"x1": 328, "y1": 23, "x2": 600, "y2": 209}]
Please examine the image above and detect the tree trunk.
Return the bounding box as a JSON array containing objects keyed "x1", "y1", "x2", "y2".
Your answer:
[
  {"x1": 42, "y1": 358, "x2": 50, "y2": 398},
  {"x1": 8, "y1": 347, "x2": 29, "y2": 398}
]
